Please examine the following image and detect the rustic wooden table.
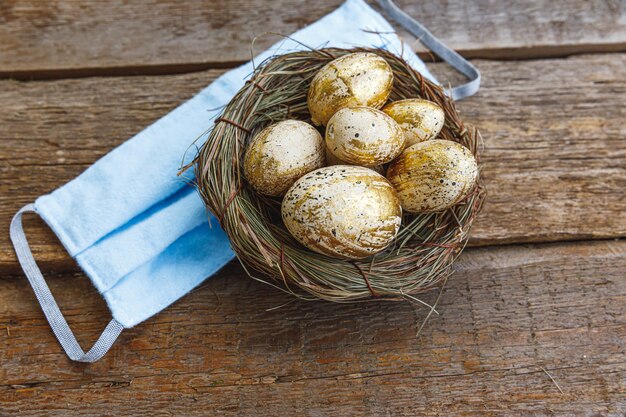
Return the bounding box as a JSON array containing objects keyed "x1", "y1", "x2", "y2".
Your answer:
[{"x1": 1, "y1": 1, "x2": 624, "y2": 415}]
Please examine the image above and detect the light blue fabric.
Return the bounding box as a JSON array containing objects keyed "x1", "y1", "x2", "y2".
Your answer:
[{"x1": 33, "y1": 0, "x2": 435, "y2": 328}]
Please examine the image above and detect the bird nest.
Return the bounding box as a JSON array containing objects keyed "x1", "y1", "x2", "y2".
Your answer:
[{"x1": 191, "y1": 47, "x2": 484, "y2": 302}]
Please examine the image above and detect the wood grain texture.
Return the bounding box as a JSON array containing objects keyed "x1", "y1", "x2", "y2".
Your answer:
[
  {"x1": 0, "y1": 0, "x2": 625, "y2": 78},
  {"x1": 0, "y1": 239, "x2": 624, "y2": 416},
  {"x1": 1, "y1": 1, "x2": 624, "y2": 414},
  {"x1": 1, "y1": 53, "x2": 624, "y2": 271}
]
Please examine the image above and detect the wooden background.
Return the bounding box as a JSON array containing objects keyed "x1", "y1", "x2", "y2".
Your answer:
[{"x1": 0, "y1": 0, "x2": 624, "y2": 415}]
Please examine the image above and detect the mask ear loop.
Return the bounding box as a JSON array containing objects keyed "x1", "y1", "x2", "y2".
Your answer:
[
  {"x1": 10, "y1": 204, "x2": 124, "y2": 363},
  {"x1": 377, "y1": 0, "x2": 481, "y2": 100}
]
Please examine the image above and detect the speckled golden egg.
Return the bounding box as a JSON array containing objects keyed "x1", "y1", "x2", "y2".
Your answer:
[
  {"x1": 282, "y1": 165, "x2": 402, "y2": 259},
  {"x1": 324, "y1": 146, "x2": 384, "y2": 175},
  {"x1": 387, "y1": 139, "x2": 478, "y2": 213},
  {"x1": 326, "y1": 107, "x2": 405, "y2": 166},
  {"x1": 307, "y1": 52, "x2": 393, "y2": 126},
  {"x1": 382, "y1": 99, "x2": 445, "y2": 146},
  {"x1": 243, "y1": 120, "x2": 325, "y2": 196}
]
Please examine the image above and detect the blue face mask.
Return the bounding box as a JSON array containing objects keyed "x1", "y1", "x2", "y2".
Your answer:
[{"x1": 10, "y1": 0, "x2": 479, "y2": 362}]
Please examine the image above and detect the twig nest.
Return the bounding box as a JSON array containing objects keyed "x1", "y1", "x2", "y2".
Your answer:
[
  {"x1": 243, "y1": 120, "x2": 325, "y2": 196},
  {"x1": 383, "y1": 99, "x2": 445, "y2": 146},
  {"x1": 307, "y1": 52, "x2": 393, "y2": 126},
  {"x1": 326, "y1": 107, "x2": 405, "y2": 166},
  {"x1": 193, "y1": 48, "x2": 485, "y2": 302},
  {"x1": 387, "y1": 139, "x2": 478, "y2": 213},
  {"x1": 281, "y1": 165, "x2": 402, "y2": 259}
]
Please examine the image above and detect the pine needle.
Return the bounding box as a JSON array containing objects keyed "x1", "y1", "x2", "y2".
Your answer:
[{"x1": 541, "y1": 366, "x2": 565, "y2": 394}]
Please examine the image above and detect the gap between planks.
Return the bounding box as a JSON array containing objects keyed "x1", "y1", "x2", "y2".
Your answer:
[{"x1": 2, "y1": 44, "x2": 626, "y2": 81}]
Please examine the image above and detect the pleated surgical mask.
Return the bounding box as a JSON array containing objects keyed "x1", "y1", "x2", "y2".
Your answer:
[{"x1": 10, "y1": 0, "x2": 479, "y2": 362}]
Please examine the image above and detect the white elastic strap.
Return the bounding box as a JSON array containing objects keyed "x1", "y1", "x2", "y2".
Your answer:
[
  {"x1": 378, "y1": 0, "x2": 481, "y2": 100},
  {"x1": 10, "y1": 204, "x2": 123, "y2": 363}
]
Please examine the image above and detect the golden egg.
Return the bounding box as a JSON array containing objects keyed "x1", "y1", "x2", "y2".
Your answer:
[
  {"x1": 307, "y1": 52, "x2": 393, "y2": 126},
  {"x1": 243, "y1": 120, "x2": 325, "y2": 196},
  {"x1": 382, "y1": 99, "x2": 445, "y2": 146},
  {"x1": 326, "y1": 107, "x2": 405, "y2": 166},
  {"x1": 324, "y1": 146, "x2": 384, "y2": 175},
  {"x1": 387, "y1": 139, "x2": 478, "y2": 213},
  {"x1": 282, "y1": 165, "x2": 402, "y2": 259}
]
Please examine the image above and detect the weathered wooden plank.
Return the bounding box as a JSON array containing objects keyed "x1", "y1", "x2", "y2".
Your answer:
[
  {"x1": 1, "y1": 54, "x2": 624, "y2": 271},
  {"x1": 0, "y1": 240, "x2": 624, "y2": 416},
  {"x1": 0, "y1": 0, "x2": 624, "y2": 78}
]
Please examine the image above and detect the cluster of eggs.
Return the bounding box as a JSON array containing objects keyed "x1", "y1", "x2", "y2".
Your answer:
[{"x1": 243, "y1": 52, "x2": 478, "y2": 260}]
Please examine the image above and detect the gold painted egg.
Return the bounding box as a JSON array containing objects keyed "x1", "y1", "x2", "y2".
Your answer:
[
  {"x1": 387, "y1": 139, "x2": 478, "y2": 213},
  {"x1": 243, "y1": 120, "x2": 325, "y2": 196},
  {"x1": 326, "y1": 107, "x2": 405, "y2": 166},
  {"x1": 307, "y1": 52, "x2": 393, "y2": 126},
  {"x1": 382, "y1": 99, "x2": 445, "y2": 146},
  {"x1": 282, "y1": 165, "x2": 402, "y2": 259}
]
